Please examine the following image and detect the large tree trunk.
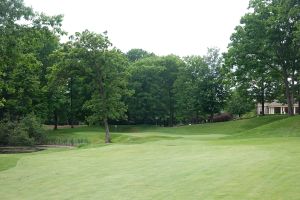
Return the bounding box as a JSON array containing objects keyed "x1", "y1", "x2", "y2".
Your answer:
[
  {"x1": 210, "y1": 113, "x2": 214, "y2": 123},
  {"x1": 103, "y1": 118, "x2": 111, "y2": 143},
  {"x1": 196, "y1": 110, "x2": 199, "y2": 124},
  {"x1": 169, "y1": 90, "x2": 174, "y2": 127},
  {"x1": 283, "y1": 71, "x2": 294, "y2": 116},
  {"x1": 54, "y1": 110, "x2": 58, "y2": 130},
  {"x1": 70, "y1": 77, "x2": 74, "y2": 128},
  {"x1": 96, "y1": 67, "x2": 110, "y2": 143},
  {"x1": 297, "y1": 85, "x2": 300, "y2": 115},
  {"x1": 261, "y1": 87, "x2": 265, "y2": 116},
  {"x1": 298, "y1": 80, "x2": 300, "y2": 115}
]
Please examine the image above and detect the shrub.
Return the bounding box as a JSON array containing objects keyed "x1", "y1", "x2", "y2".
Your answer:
[
  {"x1": 8, "y1": 127, "x2": 34, "y2": 146},
  {"x1": 241, "y1": 109, "x2": 257, "y2": 119},
  {"x1": 0, "y1": 114, "x2": 45, "y2": 146},
  {"x1": 19, "y1": 114, "x2": 46, "y2": 144},
  {"x1": 0, "y1": 120, "x2": 13, "y2": 146},
  {"x1": 213, "y1": 113, "x2": 233, "y2": 122}
]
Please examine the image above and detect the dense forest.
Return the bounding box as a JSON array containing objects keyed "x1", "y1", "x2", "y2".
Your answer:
[{"x1": 0, "y1": 0, "x2": 299, "y2": 144}]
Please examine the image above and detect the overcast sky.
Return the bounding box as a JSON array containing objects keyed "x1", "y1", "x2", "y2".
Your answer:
[{"x1": 24, "y1": 0, "x2": 250, "y2": 56}]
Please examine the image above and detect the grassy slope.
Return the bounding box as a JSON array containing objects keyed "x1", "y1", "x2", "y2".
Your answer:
[
  {"x1": 1, "y1": 115, "x2": 300, "y2": 200},
  {"x1": 44, "y1": 115, "x2": 288, "y2": 145},
  {"x1": 232, "y1": 115, "x2": 300, "y2": 138},
  {"x1": 0, "y1": 155, "x2": 21, "y2": 172}
]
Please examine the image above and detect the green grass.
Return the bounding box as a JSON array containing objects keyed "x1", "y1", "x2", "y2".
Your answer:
[
  {"x1": 45, "y1": 126, "x2": 182, "y2": 146},
  {"x1": 44, "y1": 115, "x2": 288, "y2": 146},
  {"x1": 1, "y1": 115, "x2": 300, "y2": 199},
  {"x1": 0, "y1": 155, "x2": 21, "y2": 172},
  {"x1": 232, "y1": 116, "x2": 300, "y2": 138}
]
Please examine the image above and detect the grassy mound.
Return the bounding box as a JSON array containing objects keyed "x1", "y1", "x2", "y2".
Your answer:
[
  {"x1": 44, "y1": 115, "x2": 291, "y2": 146},
  {"x1": 231, "y1": 115, "x2": 300, "y2": 138},
  {"x1": 153, "y1": 115, "x2": 288, "y2": 135},
  {"x1": 45, "y1": 126, "x2": 182, "y2": 146},
  {"x1": 0, "y1": 156, "x2": 20, "y2": 172}
]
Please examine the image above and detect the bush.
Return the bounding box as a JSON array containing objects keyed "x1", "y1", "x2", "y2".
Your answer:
[
  {"x1": 213, "y1": 113, "x2": 233, "y2": 122},
  {"x1": 0, "y1": 120, "x2": 13, "y2": 146},
  {"x1": 8, "y1": 128, "x2": 34, "y2": 146},
  {"x1": 0, "y1": 114, "x2": 45, "y2": 146},
  {"x1": 241, "y1": 109, "x2": 257, "y2": 119},
  {"x1": 20, "y1": 114, "x2": 46, "y2": 144}
]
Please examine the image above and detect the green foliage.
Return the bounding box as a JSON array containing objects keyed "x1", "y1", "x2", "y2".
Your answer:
[
  {"x1": 1, "y1": 1, "x2": 300, "y2": 197},
  {"x1": 1, "y1": 0, "x2": 299, "y2": 147},
  {"x1": 224, "y1": 7, "x2": 281, "y2": 114},
  {"x1": 45, "y1": 137, "x2": 89, "y2": 146},
  {"x1": 61, "y1": 30, "x2": 132, "y2": 142},
  {"x1": 8, "y1": 128, "x2": 35, "y2": 146},
  {"x1": 20, "y1": 114, "x2": 46, "y2": 143},
  {"x1": 241, "y1": 109, "x2": 257, "y2": 119},
  {"x1": 0, "y1": 0, "x2": 33, "y2": 26},
  {"x1": 127, "y1": 58, "x2": 166, "y2": 124},
  {"x1": 227, "y1": 91, "x2": 255, "y2": 117},
  {"x1": 127, "y1": 55, "x2": 184, "y2": 125},
  {"x1": 0, "y1": 114, "x2": 45, "y2": 146},
  {"x1": 0, "y1": 0, "x2": 63, "y2": 120},
  {"x1": 0, "y1": 120, "x2": 13, "y2": 145},
  {"x1": 175, "y1": 48, "x2": 229, "y2": 122},
  {"x1": 225, "y1": 0, "x2": 300, "y2": 116},
  {"x1": 71, "y1": 30, "x2": 131, "y2": 124},
  {"x1": 126, "y1": 48, "x2": 155, "y2": 62},
  {"x1": 47, "y1": 43, "x2": 88, "y2": 127},
  {"x1": 175, "y1": 56, "x2": 204, "y2": 122}
]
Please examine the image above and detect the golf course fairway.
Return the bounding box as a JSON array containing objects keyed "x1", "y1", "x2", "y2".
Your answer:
[{"x1": 1, "y1": 116, "x2": 300, "y2": 200}]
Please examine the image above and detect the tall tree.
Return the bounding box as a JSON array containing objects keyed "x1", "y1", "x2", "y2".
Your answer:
[
  {"x1": 0, "y1": 0, "x2": 63, "y2": 120},
  {"x1": 226, "y1": 0, "x2": 300, "y2": 116},
  {"x1": 160, "y1": 55, "x2": 184, "y2": 126},
  {"x1": 224, "y1": 18, "x2": 281, "y2": 115},
  {"x1": 226, "y1": 89, "x2": 254, "y2": 117},
  {"x1": 262, "y1": 0, "x2": 300, "y2": 115},
  {"x1": 175, "y1": 48, "x2": 228, "y2": 123},
  {"x1": 127, "y1": 56, "x2": 167, "y2": 125},
  {"x1": 127, "y1": 55, "x2": 183, "y2": 126},
  {"x1": 73, "y1": 30, "x2": 130, "y2": 143},
  {"x1": 175, "y1": 56, "x2": 206, "y2": 123},
  {"x1": 201, "y1": 48, "x2": 229, "y2": 121},
  {"x1": 48, "y1": 42, "x2": 88, "y2": 129}
]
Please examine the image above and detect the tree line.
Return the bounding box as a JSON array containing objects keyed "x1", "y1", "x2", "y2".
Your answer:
[{"x1": 0, "y1": 0, "x2": 299, "y2": 143}]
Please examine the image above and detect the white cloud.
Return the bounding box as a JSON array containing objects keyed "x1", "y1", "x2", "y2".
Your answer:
[{"x1": 24, "y1": 0, "x2": 249, "y2": 56}]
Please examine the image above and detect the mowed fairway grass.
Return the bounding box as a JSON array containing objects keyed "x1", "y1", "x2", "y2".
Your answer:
[{"x1": 1, "y1": 115, "x2": 300, "y2": 199}]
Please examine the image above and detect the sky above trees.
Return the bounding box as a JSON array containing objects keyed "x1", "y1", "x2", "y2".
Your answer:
[{"x1": 24, "y1": 0, "x2": 249, "y2": 56}]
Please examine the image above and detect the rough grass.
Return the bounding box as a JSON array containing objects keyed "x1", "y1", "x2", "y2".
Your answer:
[{"x1": 1, "y1": 115, "x2": 300, "y2": 200}]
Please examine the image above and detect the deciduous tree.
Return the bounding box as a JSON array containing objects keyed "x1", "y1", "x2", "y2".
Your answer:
[{"x1": 73, "y1": 30, "x2": 130, "y2": 143}]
